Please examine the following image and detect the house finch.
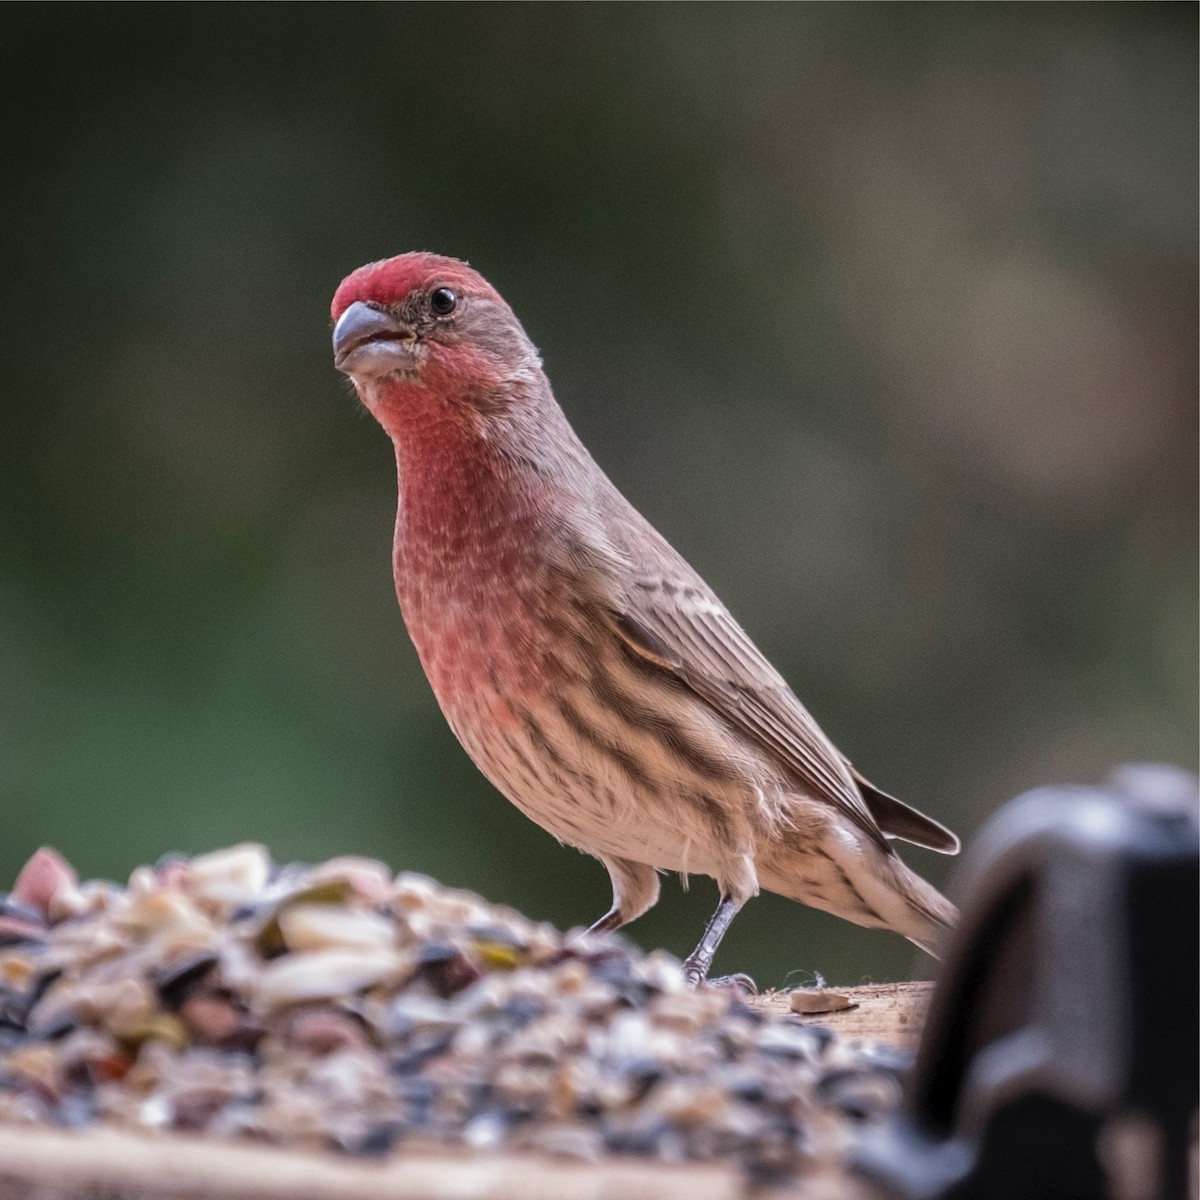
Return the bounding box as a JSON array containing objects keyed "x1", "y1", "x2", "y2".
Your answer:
[{"x1": 331, "y1": 252, "x2": 959, "y2": 984}]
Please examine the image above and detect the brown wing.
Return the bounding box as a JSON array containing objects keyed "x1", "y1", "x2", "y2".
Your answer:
[
  {"x1": 847, "y1": 766, "x2": 960, "y2": 854},
  {"x1": 610, "y1": 573, "x2": 891, "y2": 852}
]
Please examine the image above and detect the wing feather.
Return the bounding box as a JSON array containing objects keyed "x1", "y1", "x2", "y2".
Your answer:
[
  {"x1": 612, "y1": 575, "x2": 889, "y2": 850},
  {"x1": 561, "y1": 500, "x2": 951, "y2": 854}
]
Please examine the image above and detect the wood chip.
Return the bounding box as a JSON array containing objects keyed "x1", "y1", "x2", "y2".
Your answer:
[{"x1": 788, "y1": 988, "x2": 857, "y2": 1015}]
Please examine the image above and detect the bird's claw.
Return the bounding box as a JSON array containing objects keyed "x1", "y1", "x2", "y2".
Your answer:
[
  {"x1": 682, "y1": 965, "x2": 757, "y2": 997},
  {"x1": 707, "y1": 972, "x2": 758, "y2": 997}
]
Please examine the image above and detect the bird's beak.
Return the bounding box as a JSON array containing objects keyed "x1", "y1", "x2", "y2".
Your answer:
[{"x1": 332, "y1": 301, "x2": 418, "y2": 378}]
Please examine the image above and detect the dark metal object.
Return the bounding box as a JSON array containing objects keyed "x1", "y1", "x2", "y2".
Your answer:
[{"x1": 854, "y1": 764, "x2": 1199, "y2": 1200}]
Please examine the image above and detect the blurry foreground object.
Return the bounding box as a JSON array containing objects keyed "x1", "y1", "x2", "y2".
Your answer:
[
  {"x1": 855, "y1": 764, "x2": 1199, "y2": 1200},
  {"x1": 0, "y1": 840, "x2": 919, "y2": 1192}
]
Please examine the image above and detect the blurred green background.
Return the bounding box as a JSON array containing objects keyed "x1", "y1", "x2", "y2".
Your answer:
[{"x1": 1, "y1": 4, "x2": 1195, "y2": 986}]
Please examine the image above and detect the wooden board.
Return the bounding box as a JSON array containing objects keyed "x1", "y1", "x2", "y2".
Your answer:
[
  {"x1": 753, "y1": 981, "x2": 933, "y2": 1049},
  {"x1": 0, "y1": 1126, "x2": 878, "y2": 1200}
]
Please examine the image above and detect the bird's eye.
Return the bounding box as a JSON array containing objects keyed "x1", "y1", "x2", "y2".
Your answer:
[{"x1": 430, "y1": 287, "x2": 458, "y2": 316}]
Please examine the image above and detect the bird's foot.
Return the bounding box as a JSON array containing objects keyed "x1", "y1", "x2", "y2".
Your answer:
[
  {"x1": 706, "y1": 972, "x2": 758, "y2": 997},
  {"x1": 681, "y1": 959, "x2": 757, "y2": 997}
]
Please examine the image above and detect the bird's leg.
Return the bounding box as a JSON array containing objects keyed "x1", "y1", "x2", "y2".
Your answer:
[
  {"x1": 584, "y1": 857, "x2": 660, "y2": 938},
  {"x1": 587, "y1": 908, "x2": 624, "y2": 935},
  {"x1": 681, "y1": 893, "x2": 754, "y2": 992}
]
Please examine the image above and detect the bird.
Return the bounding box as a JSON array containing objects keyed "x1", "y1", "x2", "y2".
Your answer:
[{"x1": 330, "y1": 252, "x2": 960, "y2": 985}]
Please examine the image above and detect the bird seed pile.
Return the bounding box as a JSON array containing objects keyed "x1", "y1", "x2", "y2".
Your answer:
[{"x1": 0, "y1": 845, "x2": 906, "y2": 1184}]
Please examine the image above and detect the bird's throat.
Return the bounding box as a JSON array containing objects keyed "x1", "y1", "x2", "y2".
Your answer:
[{"x1": 385, "y1": 405, "x2": 553, "y2": 701}]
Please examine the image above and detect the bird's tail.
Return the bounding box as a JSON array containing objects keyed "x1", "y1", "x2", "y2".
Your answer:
[
  {"x1": 889, "y1": 855, "x2": 957, "y2": 958},
  {"x1": 759, "y1": 836, "x2": 958, "y2": 958}
]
